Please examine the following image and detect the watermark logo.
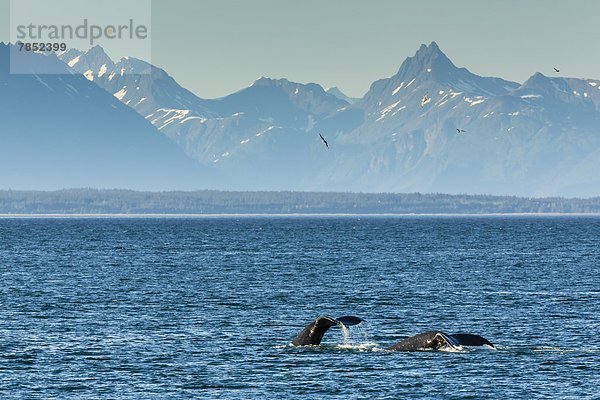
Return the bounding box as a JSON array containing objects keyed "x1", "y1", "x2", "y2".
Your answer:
[
  {"x1": 15, "y1": 19, "x2": 149, "y2": 47},
  {"x1": 9, "y1": 0, "x2": 151, "y2": 74}
]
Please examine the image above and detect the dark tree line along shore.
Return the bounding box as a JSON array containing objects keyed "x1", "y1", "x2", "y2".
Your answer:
[{"x1": 0, "y1": 189, "x2": 598, "y2": 214}]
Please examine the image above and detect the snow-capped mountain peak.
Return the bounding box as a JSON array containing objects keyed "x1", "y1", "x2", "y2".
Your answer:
[
  {"x1": 395, "y1": 41, "x2": 455, "y2": 79},
  {"x1": 60, "y1": 45, "x2": 115, "y2": 81}
]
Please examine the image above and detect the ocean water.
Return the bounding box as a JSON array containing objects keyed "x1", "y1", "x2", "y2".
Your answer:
[{"x1": 0, "y1": 216, "x2": 599, "y2": 399}]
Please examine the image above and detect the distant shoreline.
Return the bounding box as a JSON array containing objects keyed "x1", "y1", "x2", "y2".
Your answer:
[
  {"x1": 2, "y1": 213, "x2": 599, "y2": 218},
  {"x1": 1, "y1": 189, "x2": 599, "y2": 215}
]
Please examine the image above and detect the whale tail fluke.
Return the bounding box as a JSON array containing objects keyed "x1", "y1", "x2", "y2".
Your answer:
[
  {"x1": 292, "y1": 315, "x2": 364, "y2": 346},
  {"x1": 335, "y1": 316, "x2": 364, "y2": 326},
  {"x1": 450, "y1": 333, "x2": 495, "y2": 348}
]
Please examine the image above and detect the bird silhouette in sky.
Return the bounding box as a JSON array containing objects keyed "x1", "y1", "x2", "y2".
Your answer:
[
  {"x1": 456, "y1": 128, "x2": 466, "y2": 133},
  {"x1": 553, "y1": 67, "x2": 560, "y2": 73},
  {"x1": 319, "y1": 134, "x2": 329, "y2": 149}
]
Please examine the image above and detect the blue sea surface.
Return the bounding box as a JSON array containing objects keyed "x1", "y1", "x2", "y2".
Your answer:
[{"x1": 1, "y1": 216, "x2": 599, "y2": 399}]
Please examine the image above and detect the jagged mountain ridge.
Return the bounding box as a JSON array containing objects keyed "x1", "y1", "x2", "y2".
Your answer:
[
  {"x1": 324, "y1": 43, "x2": 600, "y2": 196},
  {"x1": 58, "y1": 47, "x2": 347, "y2": 189},
  {"x1": 53, "y1": 42, "x2": 600, "y2": 196}
]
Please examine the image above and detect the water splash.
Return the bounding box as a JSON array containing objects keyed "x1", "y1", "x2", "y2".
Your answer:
[
  {"x1": 340, "y1": 322, "x2": 351, "y2": 344},
  {"x1": 439, "y1": 344, "x2": 468, "y2": 353},
  {"x1": 335, "y1": 321, "x2": 379, "y2": 350}
]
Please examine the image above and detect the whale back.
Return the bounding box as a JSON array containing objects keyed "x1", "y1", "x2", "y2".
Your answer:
[
  {"x1": 387, "y1": 331, "x2": 451, "y2": 351},
  {"x1": 388, "y1": 331, "x2": 495, "y2": 351}
]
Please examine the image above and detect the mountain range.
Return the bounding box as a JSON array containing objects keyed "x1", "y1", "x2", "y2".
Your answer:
[{"x1": 1, "y1": 41, "x2": 598, "y2": 196}]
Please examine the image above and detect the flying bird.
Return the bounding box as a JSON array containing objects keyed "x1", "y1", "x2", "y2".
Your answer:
[
  {"x1": 456, "y1": 128, "x2": 466, "y2": 133},
  {"x1": 553, "y1": 67, "x2": 560, "y2": 73},
  {"x1": 421, "y1": 94, "x2": 430, "y2": 107},
  {"x1": 319, "y1": 133, "x2": 329, "y2": 149}
]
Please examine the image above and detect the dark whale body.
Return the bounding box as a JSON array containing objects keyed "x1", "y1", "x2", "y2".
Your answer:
[
  {"x1": 292, "y1": 315, "x2": 363, "y2": 346},
  {"x1": 387, "y1": 331, "x2": 494, "y2": 351}
]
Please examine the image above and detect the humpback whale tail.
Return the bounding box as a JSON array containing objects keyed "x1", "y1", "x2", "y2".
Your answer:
[
  {"x1": 292, "y1": 315, "x2": 364, "y2": 346},
  {"x1": 335, "y1": 316, "x2": 364, "y2": 326},
  {"x1": 450, "y1": 333, "x2": 495, "y2": 348}
]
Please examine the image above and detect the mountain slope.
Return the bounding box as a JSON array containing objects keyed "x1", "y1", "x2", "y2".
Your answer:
[{"x1": 1, "y1": 44, "x2": 213, "y2": 190}]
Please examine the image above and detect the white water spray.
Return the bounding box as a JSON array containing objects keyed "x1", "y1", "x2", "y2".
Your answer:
[
  {"x1": 340, "y1": 322, "x2": 351, "y2": 345},
  {"x1": 337, "y1": 321, "x2": 378, "y2": 350}
]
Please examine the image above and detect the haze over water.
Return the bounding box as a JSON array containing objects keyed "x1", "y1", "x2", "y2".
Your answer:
[{"x1": 1, "y1": 216, "x2": 599, "y2": 398}]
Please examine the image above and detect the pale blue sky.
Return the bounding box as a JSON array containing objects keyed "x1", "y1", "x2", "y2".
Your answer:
[{"x1": 2, "y1": 0, "x2": 599, "y2": 98}]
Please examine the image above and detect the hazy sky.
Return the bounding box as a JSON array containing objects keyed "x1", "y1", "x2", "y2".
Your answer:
[{"x1": 2, "y1": 0, "x2": 600, "y2": 98}]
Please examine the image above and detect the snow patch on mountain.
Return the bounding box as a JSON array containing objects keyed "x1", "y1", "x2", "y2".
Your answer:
[
  {"x1": 98, "y1": 64, "x2": 107, "y2": 77},
  {"x1": 153, "y1": 109, "x2": 194, "y2": 129},
  {"x1": 376, "y1": 100, "x2": 402, "y2": 121},
  {"x1": 114, "y1": 88, "x2": 127, "y2": 100},
  {"x1": 392, "y1": 82, "x2": 405, "y2": 95},
  {"x1": 68, "y1": 55, "x2": 81, "y2": 67},
  {"x1": 256, "y1": 126, "x2": 276, "y2": 137}
]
